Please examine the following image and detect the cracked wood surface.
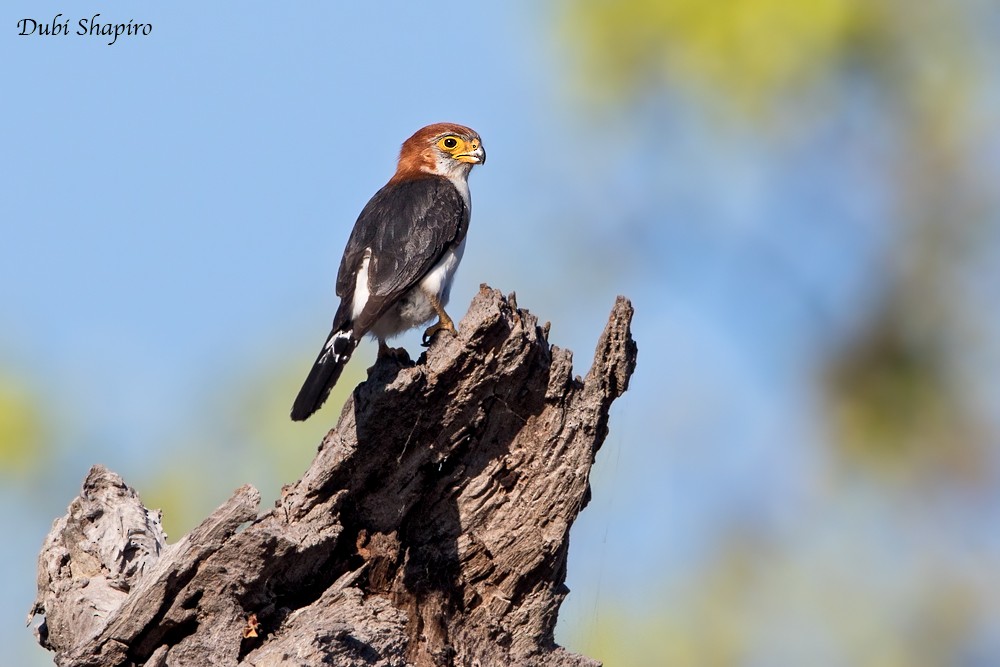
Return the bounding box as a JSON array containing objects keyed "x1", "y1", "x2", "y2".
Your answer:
[{"x1": 31, "y1": 286, "x2": 637, "y2": 667}]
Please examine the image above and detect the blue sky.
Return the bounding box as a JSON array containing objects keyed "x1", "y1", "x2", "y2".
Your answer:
[
  {"x1": 3, "y1": 2, "x2": 634, "y2": 662},
  {"x1": 4, "y1": 1, "x2": 1000, "y2": 665}
]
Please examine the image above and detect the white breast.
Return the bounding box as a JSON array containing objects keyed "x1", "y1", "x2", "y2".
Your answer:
[{"x1": 420, "y1": 236, "x2": 466, "y2": 303}]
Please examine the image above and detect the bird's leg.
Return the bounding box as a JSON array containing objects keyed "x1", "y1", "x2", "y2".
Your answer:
[{"x1": 421, "y1": 292, "x2": 457, "y2": 347}]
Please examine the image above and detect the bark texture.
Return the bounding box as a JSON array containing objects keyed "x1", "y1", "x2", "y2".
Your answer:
[{"x1": 30, "y1": 286, "x2": 637, "y2": 667}]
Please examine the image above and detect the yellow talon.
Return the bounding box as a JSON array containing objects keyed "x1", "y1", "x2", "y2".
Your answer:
[
  {"x1": 421, "y1": 317, "x2": 456, "y2": 347},
  {"x1": 421, "y1": 292, "x2": 457, "y2": 346}
]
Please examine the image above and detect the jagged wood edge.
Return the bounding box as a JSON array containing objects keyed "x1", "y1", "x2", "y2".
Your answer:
[{"x1": 31, "y1": 285, "x2": 637, "y2": 667}]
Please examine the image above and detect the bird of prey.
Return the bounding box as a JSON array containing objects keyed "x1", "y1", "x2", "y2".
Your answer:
[{"x1": 291, "y1": 123, "x2": 485, "y2": 421}]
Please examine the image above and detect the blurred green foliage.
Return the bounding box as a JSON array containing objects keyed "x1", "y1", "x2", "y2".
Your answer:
[
  {"x1": 825, "y1": 307, "x2": 988, "y2": 484},
  {"x1": 565, "y1": 0, "x2": 864, "y2": 111},
  {"x1": 0, "y1": 374, "x2": 46, "y2": 477},
  {"x1": 563, "y1": 0, "x2": 978, "y2": 123},
  {"x1": 560, "y1": 0, "x2": 999, "y2": 664},
  {"x1": 563, "y1": 0, "x2": 994, "y2": 477},
  {"x1": 571, "y1": 545, "x2": 981, "y2": 666}
]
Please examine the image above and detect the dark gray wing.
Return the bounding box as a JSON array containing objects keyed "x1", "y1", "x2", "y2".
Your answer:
[{"x1": 331, "y1": 176, "x2": 468, "y2": 332}]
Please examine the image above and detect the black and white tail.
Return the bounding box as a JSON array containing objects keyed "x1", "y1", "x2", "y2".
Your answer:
[{"x1": 290, "y1": 328, "x2": 359, "y2": 421}]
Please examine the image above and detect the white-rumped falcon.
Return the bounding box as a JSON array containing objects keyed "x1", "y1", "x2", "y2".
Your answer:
[{"x1": 291, "y1": 123, "x2": 485, "y2": 421}]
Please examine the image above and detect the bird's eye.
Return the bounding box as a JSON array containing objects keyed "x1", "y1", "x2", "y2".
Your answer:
[{"x1": 438, "y1": 136, "x2": 460, "y2": 151}]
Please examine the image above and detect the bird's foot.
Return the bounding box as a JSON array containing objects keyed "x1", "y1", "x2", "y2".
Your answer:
[{"x1": 421, "y1": 318, "x2": 457, "y2": 347}]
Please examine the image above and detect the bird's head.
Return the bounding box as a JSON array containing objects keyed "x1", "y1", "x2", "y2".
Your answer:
[{"x1": 393, "y1": 123, "x2": 485, "y2": 182}]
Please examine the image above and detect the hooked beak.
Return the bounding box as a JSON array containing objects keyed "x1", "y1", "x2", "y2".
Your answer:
[{"x1": 456, "y1": 144, "x2": 486, "y2": 165}]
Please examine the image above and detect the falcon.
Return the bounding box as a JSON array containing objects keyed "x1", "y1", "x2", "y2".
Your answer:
[{"x1": 291, "y1": 123, "x2": 485, "y2": 421}]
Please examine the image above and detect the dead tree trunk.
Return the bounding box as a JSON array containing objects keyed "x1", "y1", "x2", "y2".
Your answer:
[{"x1": 30, "y1": 286, "x2": 637, "y2": 667}]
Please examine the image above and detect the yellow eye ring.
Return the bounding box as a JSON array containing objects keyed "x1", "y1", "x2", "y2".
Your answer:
[{"x1": 438, "y1": 136, "x2": 460, "y2": 151}]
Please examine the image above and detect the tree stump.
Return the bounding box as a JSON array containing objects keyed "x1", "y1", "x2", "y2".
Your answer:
[{"x1": 30, "y1": 286, "x2": 637, "y2": 667}]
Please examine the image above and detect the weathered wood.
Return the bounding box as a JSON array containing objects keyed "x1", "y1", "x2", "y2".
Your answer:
[{"x1": 30, "y1": 286, "x2": 637, "y2": 667}]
